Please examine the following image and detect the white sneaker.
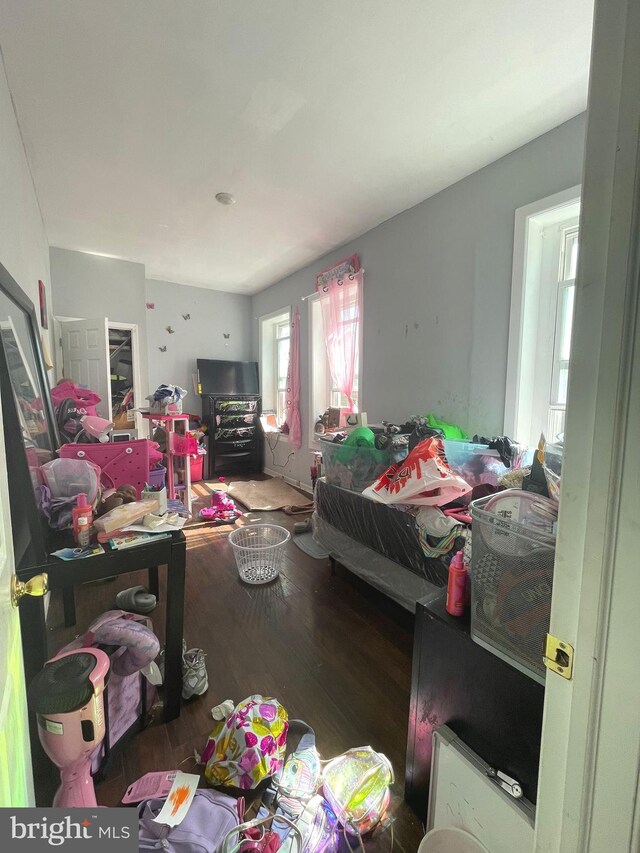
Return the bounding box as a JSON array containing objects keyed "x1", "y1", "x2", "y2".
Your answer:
[
  {"x1": 156, "y1": 639, "x2": 187, "y2": 683},
  {"x1": 182, "y1": 648, "x2": 208, "y2": 700}
]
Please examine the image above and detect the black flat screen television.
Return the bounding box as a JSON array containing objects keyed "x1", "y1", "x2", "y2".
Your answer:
[{"x1": 197, "y1": 359, "x2": 260, "y2": 396}]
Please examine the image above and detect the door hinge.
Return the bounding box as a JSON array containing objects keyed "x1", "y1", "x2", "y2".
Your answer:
[{"x1": 543, "y1": 633, "x2": 574, "y2": 680}]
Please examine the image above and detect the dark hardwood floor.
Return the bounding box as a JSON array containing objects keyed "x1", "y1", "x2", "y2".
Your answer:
[{"x1": 46, "y1": 476, "x2": 425, "y2": 851}]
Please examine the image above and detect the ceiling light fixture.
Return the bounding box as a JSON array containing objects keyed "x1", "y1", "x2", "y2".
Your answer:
[{"x1": 215, "y1": 192, "x2": 236, "y2": 206}]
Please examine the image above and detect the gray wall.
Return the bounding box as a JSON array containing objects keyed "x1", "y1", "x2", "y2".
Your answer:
[
  {"x1": 49, "y1": 247, "x2": 150, "y2": 397},
  {"x1": 145, "y1": 279, "x2": 252, "y2": 417},
  {"x1": 252, "y1": 113, "x2": 586, "y2": 488},
  {"x1": 0, "y1": 59, "x2": 52, "y2": 354}
]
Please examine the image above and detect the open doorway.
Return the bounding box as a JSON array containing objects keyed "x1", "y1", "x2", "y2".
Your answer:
[{"x1": 54, "y1": 317, "x2": 144, "y2": 436}]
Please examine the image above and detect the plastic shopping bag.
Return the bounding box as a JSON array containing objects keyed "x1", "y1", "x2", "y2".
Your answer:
[{"x1": 362, "y1": 437, "x2": 471, "y2": 507}]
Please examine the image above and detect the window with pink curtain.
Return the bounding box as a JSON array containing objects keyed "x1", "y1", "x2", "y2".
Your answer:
[{"x1": 316, "y1": 270, "x2": 362, "y2": 413}]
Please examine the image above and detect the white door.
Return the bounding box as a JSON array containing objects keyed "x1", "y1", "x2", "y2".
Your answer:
[
  {"x1": 534, "y1": 0, "x2": 640, "y2": 850},
  {"x1": 0, "y1": 387, "x2": 35, "y2": 806},
  {"x1": 59, "y1": 318, "x2": 111, "y2": 420}
]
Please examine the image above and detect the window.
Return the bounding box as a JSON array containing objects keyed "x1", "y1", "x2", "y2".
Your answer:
[
  {"x1": 549, "y1": 227, "x2": 578, "y2": 439},
  {"x1": 259, "y1": 308, "x2": 291, "y2": 427},
  {"x1": 309, "y1": 293, "x2": 361, "y2": 445},
  {"x1": 505, "y1": 187, "x2": 580, "y2": 446},
  {"x1": 275, "y1": 318, "x2": 290, "y2": 425}
]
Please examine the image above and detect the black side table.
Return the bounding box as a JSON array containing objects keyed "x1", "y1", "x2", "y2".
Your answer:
[
  {"x1": 405, "y1": 590, "x2": 545, "y2": 822},
  {"x1": 17, "y1": 531, "x2": 186, "y2": 805}
]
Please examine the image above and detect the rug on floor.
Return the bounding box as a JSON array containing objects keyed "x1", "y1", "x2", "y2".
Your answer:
[
  {"x1": 292, "y1": 531, "x2": 330, "y2": 559},
  {"x1": 227, "y1": 478, "x2": 312, "y2": 511}
]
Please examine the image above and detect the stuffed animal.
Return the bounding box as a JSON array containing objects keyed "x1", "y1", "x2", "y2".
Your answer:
[{"x1": 97, "y1": 484, "x2": 138, "y2": 516}]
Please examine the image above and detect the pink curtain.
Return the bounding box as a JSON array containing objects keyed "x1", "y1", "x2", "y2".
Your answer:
[
  {"x1": 284, "y1": 306, "x2": 302, "y2": 449},
  {"x1": 317, "y1": 269, "x2": 362, "y2": 412}
]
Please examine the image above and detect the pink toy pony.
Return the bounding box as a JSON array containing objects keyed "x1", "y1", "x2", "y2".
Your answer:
[{"x1": 200, "y1": 478, "x2": 241, "y2": 524}]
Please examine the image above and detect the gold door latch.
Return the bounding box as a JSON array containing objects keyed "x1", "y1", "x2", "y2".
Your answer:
[
  {"x1": 543, "y1": 633, "x2": 574, "y2": 680},
  {"x1": 11, "y1": 573, "x2": 48, "y2": 608}
]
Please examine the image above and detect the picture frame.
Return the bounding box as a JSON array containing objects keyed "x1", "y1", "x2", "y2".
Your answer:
[{"x1": 38, "y1": 278, "x2": 48, "y2": 329}]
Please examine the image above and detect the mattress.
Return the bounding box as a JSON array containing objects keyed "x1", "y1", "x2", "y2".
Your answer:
[{"x1": 314, "y1": 478, "x2": 449, "y2": 588}]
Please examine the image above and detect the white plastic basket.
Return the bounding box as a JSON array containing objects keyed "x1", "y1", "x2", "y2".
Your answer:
[{"x1": 228, "y1": 524, "x2": 290, "y2": 584}]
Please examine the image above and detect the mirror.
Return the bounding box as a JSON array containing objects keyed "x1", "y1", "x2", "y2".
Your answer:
[
  {"x1": 0, "y1": 262, "x2": 59, "y2": 566},
  {"x1": 0, "y1": 314, "x2": 54, "y2": 470}
]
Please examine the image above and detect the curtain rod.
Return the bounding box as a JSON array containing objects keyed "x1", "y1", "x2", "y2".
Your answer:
[{"x1": 300, "y1": 268, "x2": 366, "y2": 301}]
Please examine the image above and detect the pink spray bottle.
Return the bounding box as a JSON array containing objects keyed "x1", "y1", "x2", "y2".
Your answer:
[{"x1": 446, "y1": 550, "x2": 467, "y2": 617}]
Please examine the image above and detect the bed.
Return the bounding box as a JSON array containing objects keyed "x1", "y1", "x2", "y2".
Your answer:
[{"x1": 312, "y1": 478, "x2": 450, "y2": 611}]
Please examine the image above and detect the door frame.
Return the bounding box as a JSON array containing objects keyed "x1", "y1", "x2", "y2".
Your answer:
[
  {"x1": 106, "y1": 320, "x2": 144, "y2": 435},
  {"x1": 534, "y1": 0, "x2": 640, "y2": 849},
  {"x1": 54, "y1": 316, "x2": 144, "y2": 435}
]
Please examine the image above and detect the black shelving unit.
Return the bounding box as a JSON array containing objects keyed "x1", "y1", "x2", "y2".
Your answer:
[
  {"x1": 405, "y1": 590, "x2": 545, "y2": 822},
  {"x1": 202, "y1": 394, "x2": 263, "y2": 478}
]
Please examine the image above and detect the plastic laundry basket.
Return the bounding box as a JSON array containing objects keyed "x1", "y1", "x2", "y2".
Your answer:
[{"x1": 228, "y1": 524, "x2": 290, "y2": 584}]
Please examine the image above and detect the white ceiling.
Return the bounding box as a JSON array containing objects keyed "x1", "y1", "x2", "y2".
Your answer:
[{"x1": 0, "y1": 1, "x2": 593, "y2": 294}]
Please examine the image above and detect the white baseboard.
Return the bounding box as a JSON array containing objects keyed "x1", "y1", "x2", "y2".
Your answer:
[{"x1": 263, "y1": 467, "x2": 313, "y2": 496}]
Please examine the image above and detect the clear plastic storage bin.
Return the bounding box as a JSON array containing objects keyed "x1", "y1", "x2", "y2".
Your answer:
[
  {"x1": 442, "y1": 440, "x2": 509, "y2": 488},
  {"x1": 470, "y1": 493, "x2": 556, "y2": 683},
  {"x1": 320, "y1": 437, "x2": 408, "y2": 493}
]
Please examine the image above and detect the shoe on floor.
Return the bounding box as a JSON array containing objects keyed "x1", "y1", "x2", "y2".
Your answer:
[
  {"x1": 182, "y1": 648, "x2": 208, "y2": 700},
  {"x1": 156, "y1": 639, "x2": 187, "y2": 683},
  {"x1": 115, "y1": 585, "x2": 156, "y2": 615},
  {"x1": 294, "y1": 518, "x2": 312, "y2": 534}
]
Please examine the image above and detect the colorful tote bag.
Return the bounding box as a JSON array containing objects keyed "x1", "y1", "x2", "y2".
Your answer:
[{"x1": 203, "y1": 695, "x2": 289, "y2": 790}]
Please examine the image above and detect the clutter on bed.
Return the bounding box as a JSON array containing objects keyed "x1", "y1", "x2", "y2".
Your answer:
[
  {"x1": 320, "y1": 425, "x2": 409, "y2": 493},
  {"x1": 423, "y1": 412, "x2": 467, "y2": 439},
  {"x1": 441, "y1": 439, "x2": 510, "y2": 488},
  {"x1": 312, "y1": 420, "x2": 545, "y2": 615},
  {"x1": 362, "y1": 437, "x2": 471, "y2": 506}
]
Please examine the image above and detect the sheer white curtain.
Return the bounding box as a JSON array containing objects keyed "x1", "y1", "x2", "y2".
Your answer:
[{"x1": 316, "y1": 269, "x2": 362, "y2": 412}]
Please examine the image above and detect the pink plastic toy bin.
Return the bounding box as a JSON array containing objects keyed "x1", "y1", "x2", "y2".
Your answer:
[
  {"x1": 169, "y1": 432, "x2": 198, "y2": 456},
  {"x1": 59, "y1": 439, "x2": 153, "y2": 498}
]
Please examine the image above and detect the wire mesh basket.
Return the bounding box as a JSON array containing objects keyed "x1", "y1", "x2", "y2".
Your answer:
[
  {"x1": 470, "y1": 493, "x2": 557, "y2": 683},
  {"x1": 228, "y1": 524, "x2": 290, "y2": 584}
]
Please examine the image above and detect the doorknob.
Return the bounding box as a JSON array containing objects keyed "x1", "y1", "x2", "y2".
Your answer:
[{"x1": 11, "y1": 573, "x2": 48, "y2": 607}]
